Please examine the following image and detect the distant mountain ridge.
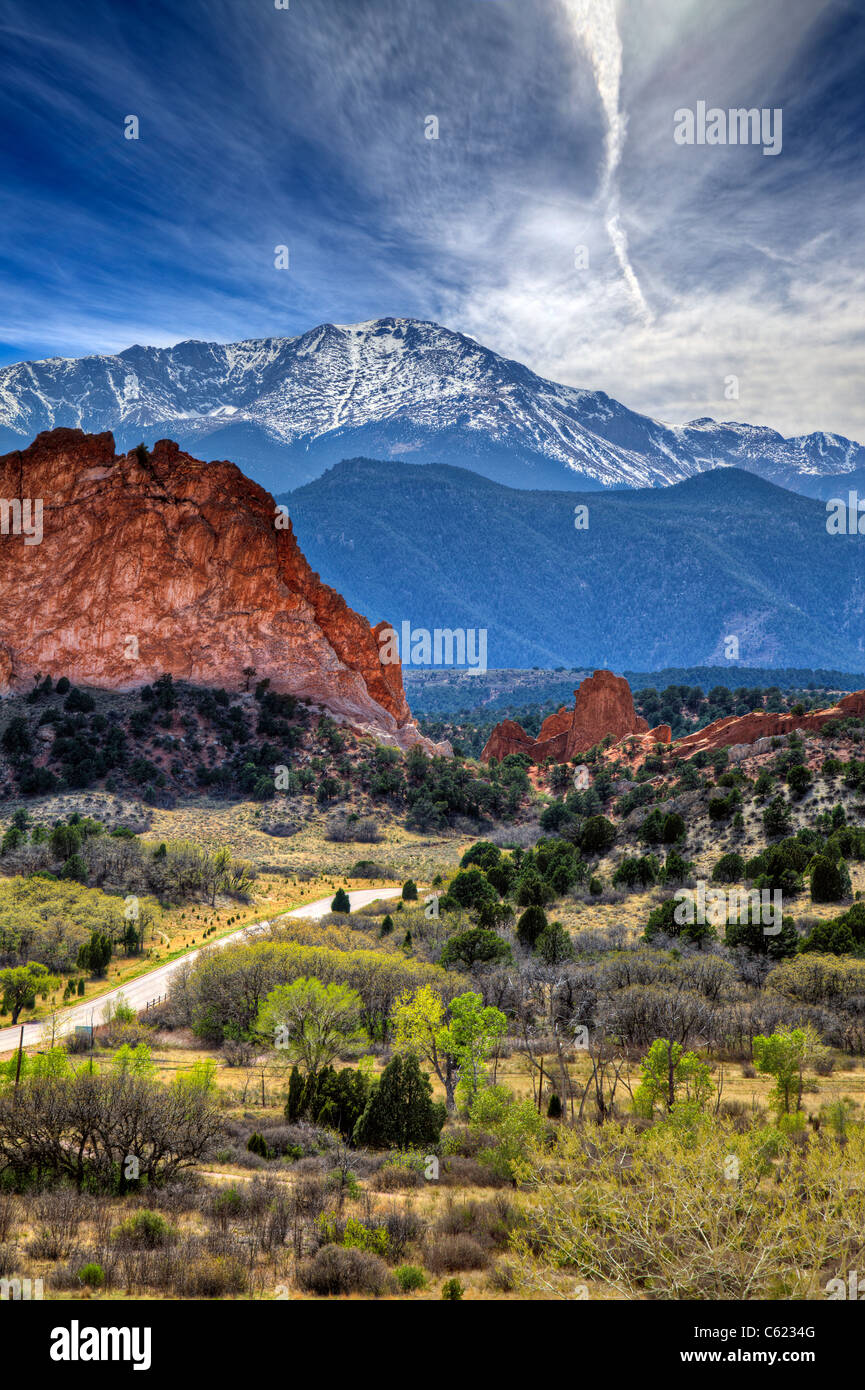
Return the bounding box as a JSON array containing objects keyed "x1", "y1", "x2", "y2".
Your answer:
[
  {"x1": 282, "y1": 457, "x2": 865, "y2": 671},
  {"x1": 0, "y1": 318, "x2": 861, "y2": 494}
]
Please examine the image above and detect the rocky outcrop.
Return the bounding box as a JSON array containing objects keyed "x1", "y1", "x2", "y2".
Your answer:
[
  {"x1": 481, "y1": 670, "x2": 865, "y2": 772},
  {"x1": 671, "y1": 691, "x2": 865, "y2": 761},
  {"x1": 0, "y1": 429, "x2": 448, "y2": 754},
  {"x1": 481, "y1": 670, "x2": 648, "y2": 763},
  {"x1": 481, "y1": 718, "x2": 539, "y2": 762},
  {"x1": 538, "y1": 707, "x2": 573, "y2": 742},
  {"x1": 568, "y1": 671, "x2": 649, "y2": 754},
  {"x1": 613, "y1": 723, "x2": 673, "y2": 758}
]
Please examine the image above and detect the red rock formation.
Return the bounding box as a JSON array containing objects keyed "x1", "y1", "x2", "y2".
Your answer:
[
  {"x1": 614, "y1": 723, "x2": 673, "y2": 755},
  {"x1": 0, "y1": 429, "x2": 447, "y2": 754},
  {"x1": 480, "y1": 718, "x2": 539, "y2": 762},
  {"x1": 482, "y1": 663, "x2": 865, "y2": 770},
  {"x1": 671, "y1": 691, "x2": 865, "y2": 760},
  {"x1": 538, "y1": 707, "x2": 573, "y2": 741},
  {"x1": 481, "y1": 670, "x2": 648, "y2": 763},
  {"x1": 566, "y1": 671, "x2": 648, "y2": 757}
]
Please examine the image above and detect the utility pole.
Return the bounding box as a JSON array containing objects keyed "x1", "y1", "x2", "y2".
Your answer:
[{"x1": 13, "y1": 1025, "x2": 24, "y2": 1101}]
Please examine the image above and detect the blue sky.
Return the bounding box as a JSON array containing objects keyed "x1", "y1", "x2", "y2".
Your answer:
[{"x1": 0, "y1": 0, "x2": 863, "y2": 437}]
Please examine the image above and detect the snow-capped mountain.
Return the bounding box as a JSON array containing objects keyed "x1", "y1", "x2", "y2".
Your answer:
[{"x1": 0, "y1": 317, "x2": 861, "y2": 494}]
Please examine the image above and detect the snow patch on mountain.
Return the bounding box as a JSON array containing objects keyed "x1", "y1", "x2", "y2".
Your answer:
[{"x1": 0, "y1": 318, "x2": 862, "y2": 491}]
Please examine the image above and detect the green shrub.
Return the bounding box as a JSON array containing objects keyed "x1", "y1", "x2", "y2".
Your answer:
[
  {"x1": 78, "y1": 1262, "x2": 105, "y2": 1288},
  {"x1": 441, "y1": 1277, "x2": 464, "y2": 1300},
  {"x1": 342, "y1": 1217, "x2": 389, "y2": 1257},
  {"x1": 811, "y1": 855, "x2": 849, "y2": 904},
  {"x1": 110, "y1": 1209, "x2": 175, "y2": 1249},
  {"x1": 394, "y1": 1264, "x2": 427, "y2": 1292},
  {"x1": 712, "y1": 852, "x2": 745, "y2": 883},
  {"x1": 515, "y1": 905, "x2": 547, "y2": 950},
  {"x1": 298, "y1": 1244, "x2": 389, "y2": 1296},
  {"x1": 580, "y1": 816, "x2": 616, "y2": 856},
  {"x1": 64, "y1": 688, "x2": 95, "y2": 714}
]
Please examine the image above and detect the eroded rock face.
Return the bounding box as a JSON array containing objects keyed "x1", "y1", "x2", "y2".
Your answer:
[
  {"x1": 484, "y1": 663, "x2": 865, "y2": 770},
  {"x1": 481, "y1": 718, "x2": 539, "y2": 762},
  {"x1": 481, "y1": 670, "x2": 648, "y2": 763},
  {"x1": 671, "y1": 692, "x2": 865, "y2": 760},
  {"x1": 0, "y1": 429, "x2": 448, "y2": 754},
  {"x1": 567, "y1": 670, "x2": 649, "y2": 757}
]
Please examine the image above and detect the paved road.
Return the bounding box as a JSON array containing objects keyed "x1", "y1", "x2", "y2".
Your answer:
[{"x1": 0, "y1": 887, "x2": 401, "y2": 1055}]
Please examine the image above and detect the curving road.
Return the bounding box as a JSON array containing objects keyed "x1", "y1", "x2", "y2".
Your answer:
[{"x1": 0, "y1": 887, "x2": 401, "y2": 1056}]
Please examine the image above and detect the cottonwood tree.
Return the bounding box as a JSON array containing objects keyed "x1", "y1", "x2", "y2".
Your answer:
[
  {"x1": 0, "y1": 962, "x2": 59, "y2": 1023},
  {"x1": 439, "y1": 992, "x2": 507, "y2": 1108},
  {"x1": 256, "y1": 977, "x2": 366, "y2": 1078},
  {"x1": 392, "y1": 986, "x2": 505, "y2": 1111},
  {"x1": 752, "y1": 1026, "x2": 826, "y2": 1118},
  {"x1": 632, "y1": 1037, "x2": 713, "y2": 1117},
  {"x1": 392, "y1": 983, "x2": 459, "y2": 1110}
]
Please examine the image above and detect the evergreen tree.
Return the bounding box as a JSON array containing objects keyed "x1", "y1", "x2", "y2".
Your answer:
[
  {"x1": 247, "y1": 1131, "x2": 271, "y2": 1158},
  {"x1": 50, "y1": 823, "x2": 81, "y2": 861},
  {"x1": 331, "y1": 887, "x2": 351, "y2": 913},
  {"x1": 285, "y1": 1065, "x2": 305, "y2": 1122},
  {"x1": 810, "y1": 855, "x2": 848, "y2": 903},
  {"x1": 725, "y1": 913, "x2": 798, "y2": 959},
  {"x1": 312, "y1": 1066, "x2": 371, "y2": 1141},
  {"x1": 77, "y1": 930, "x2": 112, "y2": 976},
  {"x1": 516, "y1": 905, "x2": 547, "y2": 950},
  {"x1": 535, "y1": 922, "x2": 574, "y2": 964},
  {"x1": 60, "y1": 853, "x2": 88, "y2": 883},
  {"x1": 581, "y1": 815, "x2": 616, "y2": 856},
  {"x1": 353, "y1": 1054, "x2": 445, "y2": 1149},
  {"x1": 439, "y1": 927, "x2": 512, "y2": 970},
  {"x1": 763, "y1": 795, "x2": 793, "y2": 840},
  {"x1": 1, "y1": 716, "x2": 31, "y2": 757}
]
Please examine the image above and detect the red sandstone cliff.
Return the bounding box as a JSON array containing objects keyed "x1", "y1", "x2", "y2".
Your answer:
[
  {"x1": 482, "y1": 670, "x2": 649, "y2": 763},
  {"x1": 670, "y1": 692, "x2": 865, "y2": 760},
  {"x1": 482, "y1": 668, "x2": 865, "y2": 770},
  {"x1": 0, "y1": 429, "x2": 447, "y2": 754}
]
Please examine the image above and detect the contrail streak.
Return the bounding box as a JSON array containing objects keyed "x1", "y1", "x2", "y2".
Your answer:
[{"x1": 562, "y1": 0, "x2": 652, "y2": 322}]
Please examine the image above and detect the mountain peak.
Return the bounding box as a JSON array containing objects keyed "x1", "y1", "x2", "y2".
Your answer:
[{"x1": 0, "y1": 321, "x2": 861, "y2": 496}]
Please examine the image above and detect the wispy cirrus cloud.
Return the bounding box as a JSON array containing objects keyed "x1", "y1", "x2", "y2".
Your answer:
[{"x1": 0, "y1": 0, "x2": 862, "y2": 439}]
